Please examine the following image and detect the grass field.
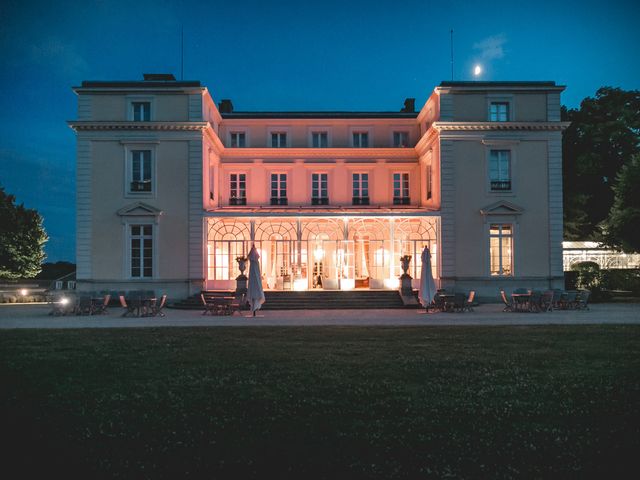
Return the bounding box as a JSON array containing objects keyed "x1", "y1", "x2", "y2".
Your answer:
[{"x1": 1, "y1": 326, "x2": 639, "y2": 479}]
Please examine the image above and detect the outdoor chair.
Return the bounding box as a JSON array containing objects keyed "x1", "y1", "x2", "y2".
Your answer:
[
  {"x1": 445, "y1": 293, "x2": 466, "y2": 312},
  {"x1": 201, "y1": 294, "x2": 217, "y2": 315},
  {"x1": 462, "y1": 290, "x2": 475, "y2": 312},
  {"x1": 500, "y1": 289, "x2": 514, "y2": 312},
  {"x1": 575, "y1": 290, "x2": 591, "y2": 310},
  {"x1": 229, "y1": 294, "x2": 246, "y2": 315},
  {"x1": 76, "y1": 296, "x2": 93, "y2": 315},
  {"x1": 119, "y1": 295, "x2": 136, "y2": 317},
  {"x1": 94, "y1": 294, "x2": 111, "y2": 315},
  {"x1": 558, "y1": 291, "x2": 578, "y2": 310},
  {"x1": 433, "y1": 294, "x2": 446, "y2": 312},
  {"x1": 540, "y1": 290, "x2": 555, "y2": 312},
  {"x1": 529, "y1": 290, "x2": 543, "y2": 313},
  {"x1": 553, "y1": 289, "x2": 566, "y2": 309},
  {"x1": 149, "y1": 294, "x2": 167, "y2": 317}
]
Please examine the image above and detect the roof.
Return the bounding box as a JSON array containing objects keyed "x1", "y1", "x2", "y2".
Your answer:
[
  {"x1": 222, "y1": 111, "x2": 418, "y2": 119},
  {"x1": 440, "y1": 81, "x2": 558, "y2": 87},
  {"x1": 77, "y1": 80, "x2": 201, "y2": 88},
  {"x1": 437, "y1": 81, "x2": 565, "y2": 92}
]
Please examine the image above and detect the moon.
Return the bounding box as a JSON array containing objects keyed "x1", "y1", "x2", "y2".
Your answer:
[{"x1": 473, "y1": 65, "x2": 482, "y2": 76}]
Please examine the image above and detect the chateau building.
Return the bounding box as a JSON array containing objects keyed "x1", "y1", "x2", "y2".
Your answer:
[{"x1": 69, "y1": 74, "x2": 567, "y2": 300}]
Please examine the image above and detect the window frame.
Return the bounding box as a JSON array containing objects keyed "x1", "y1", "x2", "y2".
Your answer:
[
  {"x1": 311, "y1": 172, "x2": 329, "y2": 205},
  {"x1": 426, "y1": 163, "x2": 433, "y2": 200},
  {"x1": 486, "y1": 94, "x2": 514, "y2": 122},
  {"x1": 488, "y1": 149, "x2": 512, "y2": 192},
  {"x1": 392, "y1": 131, "x2": 410, "y2": 148},
  {"x1": 128, "y1": 224, "x2": 154, "y2": 278},
  {"x1": 352, "y1": 131, "x2": 370, "y2": 148},
  {"x1": 310, "y1": 131, "x2": 330, "y2": 148},
  {"x1": 392, "y1": 172, "x2": 410, "y2": 205},
  {"x1": 270, "y1": 172, "x2": 288, "y2": 205},
  {"x1": 126, "y1": 96, "x2": 154, "y2": 121},
  {"x1": 123, "y1": 143, "x2": 157, "y2": 198},
  {"x1": 268, "y1": 129, "x2": 289, "y2": 148},
  {"x1": 229, "y1": 131, "x2": 247, "y2": 148},
  {"x1": 489, "y1": 223, "x2": 514, "y2": 277},
  {"x1": 352, "y1": 172, "x2": 370, "y2": 205},
  {"x1": 229, "y1": 172, "x2": 247, "y2": 206}
]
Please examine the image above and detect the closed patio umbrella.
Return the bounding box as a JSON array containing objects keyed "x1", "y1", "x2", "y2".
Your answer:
[
  {"x1": 418, "y1": 246, "x2": 436, "y2": 309},
  {"x1": 247, "y1": 244, "x2": 265, "y2": 316}
]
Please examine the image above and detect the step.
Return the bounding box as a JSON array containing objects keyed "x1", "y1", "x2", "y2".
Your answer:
[{"x1": 172, "y1": 290, "x2": 410, "y2": 310}]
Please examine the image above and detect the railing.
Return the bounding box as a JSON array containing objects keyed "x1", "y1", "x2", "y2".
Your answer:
[
  {"x1": 311, "y1": 198, "x2": 329, "y2": 205},
  {"x1": 130, "y1": 180, "x2": 151, "y2": 192},
  {"x1": 352, "y1": 197, "x2": 370, "y2": 205},
  {"x1": 393, "y1": 197, "x2": 410, "y2": 205},
  {"x1": 270, "y1": 197, "x2": 288, "y2": 206},
  {"x1": 229, "y1": 197, "x2": 246, "y2": 206},
  {"x1": 490, "y1": 180, "x2": 511, "y2": 191}
]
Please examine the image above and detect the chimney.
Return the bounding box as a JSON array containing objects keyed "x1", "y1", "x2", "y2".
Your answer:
[
  {"x1": 218, "y1": 99, "x2": 234, "y2": 114},
  {"x1": 401, "y1": 98, "x2": 415, "y2": 113}
]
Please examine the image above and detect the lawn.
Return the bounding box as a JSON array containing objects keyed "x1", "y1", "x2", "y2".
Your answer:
[{"x1": 1, "y1": 326, "x2": 639, "y2": 479}]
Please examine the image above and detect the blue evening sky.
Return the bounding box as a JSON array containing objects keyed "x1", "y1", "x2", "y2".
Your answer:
[{"x1": 1, "y1": 0, "x2": 638, "y2": 262}]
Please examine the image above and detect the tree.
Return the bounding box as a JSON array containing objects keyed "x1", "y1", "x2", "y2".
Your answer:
[
  {"x1": 601, "y1": 154, "x2": 640, "y2": 252},
  {"x1": 562, "y1": 87, "x2": 640, "y2": 240},
  {"x1": 0, "y1": 186, "x2": 48, "y2": 279}
]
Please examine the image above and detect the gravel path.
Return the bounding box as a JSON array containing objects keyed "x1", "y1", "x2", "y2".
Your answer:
[{"x1": 0, "y1": 303, "x2": 638, "y2": 329}]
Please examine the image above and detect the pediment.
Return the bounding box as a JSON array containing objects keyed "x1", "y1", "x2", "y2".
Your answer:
[
  {"x1": 479, "y1": 200, "x2": 524, "y2": 216},
  {"x1": 117, "y1": 202, "x2": 163, "y2": 217}
]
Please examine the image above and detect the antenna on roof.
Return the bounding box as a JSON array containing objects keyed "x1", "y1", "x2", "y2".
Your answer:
[
  {"x1": 450, "y1": 28, "x2": 454, "y2": 81},
  {"x1": 180, "y1": 25, "x2": 184, "y2": 81}
]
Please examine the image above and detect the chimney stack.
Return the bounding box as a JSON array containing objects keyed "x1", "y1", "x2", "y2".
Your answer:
[
  {"x1": 218, "y1": 99, "x2": 234, "y2": 114},
  {"x1": 401, "y1": 98, "x2": 415, "y2": 113}
]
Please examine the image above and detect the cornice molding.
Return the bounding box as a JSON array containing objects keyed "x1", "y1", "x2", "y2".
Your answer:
[
  {"x1": 68, "y1": 121, "x2": 209, "y2": 132},
  {"x1": 221, "y1": 147, "x2": 419, "y2": 160},
  {"x1": 432, "y1": 121, "x2": 570, "y2": 132},
  {"x1": 415, "y1": 127, "x2": 440, "y2": 156}
]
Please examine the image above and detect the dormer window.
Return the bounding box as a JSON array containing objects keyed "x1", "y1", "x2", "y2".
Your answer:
[
  {"x1": 132, "y1": 102, "x2": 151, "y2": 121},
  {"x1": 489, "y1": 102, "x2": 510, "y2": 122}
]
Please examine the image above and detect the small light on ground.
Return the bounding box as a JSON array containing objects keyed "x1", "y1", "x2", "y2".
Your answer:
[
  {"x1": 474, "y1": 65, "x2": 482, "y2": 76},
  {"x1": 20, "y1": 289, "x2": 28, "y2": 296}
]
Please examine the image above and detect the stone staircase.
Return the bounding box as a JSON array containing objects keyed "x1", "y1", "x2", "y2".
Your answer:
[{"x1": 171, "y1": 289, "x2": 409, "y2": 310}]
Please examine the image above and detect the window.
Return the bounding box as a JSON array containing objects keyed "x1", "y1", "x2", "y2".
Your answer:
[
  {"x1": 489, "y1": 150, "x2": 511, "y2": 191},
  {"x1": 230, "y1": 132, "x2": 246, "y2": 148},
  {"x1": 489, "y1": 102, "x2": 510, "y2": 122},
  {"x1": 271, "y1": 132, "x2": 287, "y2": 148},
  {"x1": 132, "y1": 102, "x2": 151, "y2": 121},
  {"x1": 229, "y1": 173, "x2": 246, "y2": 205},
  {"x1": 490, "y1": 224, "x2": 513, "y2": 276},
  {"x1": 352, "y1": 173, "x2": 369, "y2": 205},
  {"x1": 312, "y1": 132, "x2": 328, "y2": 148},
  {"x1": 352, "y1": 132, "x2": 369, "y2": 148},
  {"x1": 130, "y1": 225, "x2": 153, "y2": 278},
  {"x1": 270, "y1": 173, "x2": 287, "y2": 205},
  {"x1": 426, "y1": 164, "x2": 432, "y2": 200},
  {"x1": 393, "y1": 173, "x2": 410, "y2": 204},
  {"x1": 393, "y1": 131, "x2": 409, "y2": 147},
  {"x1": 130, "y1": 150, "x2": 152, "y2": 193},
  {"x1": 311, "y1": 173, "x2": 328, "y2": 205}
]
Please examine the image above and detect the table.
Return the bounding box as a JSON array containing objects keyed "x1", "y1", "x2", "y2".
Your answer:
[
  {"x1": 202, "y1": 296, "x2": 236, "y2": 315},
  {"x1": 127, "y1": 297, "x2": 157, "y2": 317},
  {"x1": 511, "y1": 293, "x2": 532, "y2": 312},
  {"x1": 436, "y1": 294, "x2": 455, "y2": 312}
]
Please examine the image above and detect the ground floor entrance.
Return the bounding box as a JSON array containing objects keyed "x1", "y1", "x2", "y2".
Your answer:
[{"x1": 205, "y1": 216, "x2": 439, "y2": 290}]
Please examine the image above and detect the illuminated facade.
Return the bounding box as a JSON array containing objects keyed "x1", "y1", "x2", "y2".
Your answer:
[{"x1": 70, "y1": 75, "x2": 567, "y2": 299}]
